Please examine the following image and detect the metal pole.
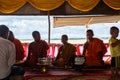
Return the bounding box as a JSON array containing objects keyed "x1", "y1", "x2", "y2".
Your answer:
[{"x1": 48, "y1": 11, "x2": 51, "y2": 44}]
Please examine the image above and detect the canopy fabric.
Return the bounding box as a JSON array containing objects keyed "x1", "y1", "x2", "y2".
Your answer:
[
  {"x1": 53, "y1": 15, "x2": 120, "y2": 28},
  {"x1": 0, "y1": 0, "x2": 26, "y2": 13},
  {"x1": 67, "y1": 0, "x2": 100, "y2": 12},
  {"x1": 103, "y1": 0, "x2": 120, "y2": 10},
  {"x1": 0, "y1": 0, "x2": 120, "y2": 14},
  {"x1": 28, "y1": 0, "x2": 65, "y2": 11}
]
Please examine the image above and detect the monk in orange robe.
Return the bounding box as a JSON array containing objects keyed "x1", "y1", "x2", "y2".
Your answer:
[
  {"x1": 83, "y1": 29, "x2": 107, "y2": 66},
  {"x1": 54, "y1": 34, "x2": 76, "y2": 67},
  {"x1": 26, "y1": 31, "x2": 49, "y2": 67},
  {"x1": 8, "y1": 31, "x2": 25, "y2": 61}
]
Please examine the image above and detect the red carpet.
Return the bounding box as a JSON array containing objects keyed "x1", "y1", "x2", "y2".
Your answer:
[
  {"x1": 25, "y1": 69, "x2": 111, "y2": 80},
  {"x1": 25, "y1": 76, "x2": 109, "y2": 80}
]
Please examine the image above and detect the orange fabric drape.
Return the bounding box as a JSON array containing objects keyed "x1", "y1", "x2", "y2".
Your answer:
[
  {"x1": 0, "y1": 0, "x2": 26, "y2": 13},
  {"x1": 0, "y1": 0, "x2": 120, "y2": 14},
  {"x1": 67, "y1": 0, "x2": 100, "y2": 12},
  {"x1": 28, "y1": 0, "x2": 65, "y2": 11},
  {"x1": 103, "y1": 0, "x2": 120, "y2": 10}
]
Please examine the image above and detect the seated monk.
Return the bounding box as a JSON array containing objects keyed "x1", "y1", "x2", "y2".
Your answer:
[
  {"x1": 53, "y1": 34, "x2": 76, "y2": 68},
  {"x1": 8, "y1": 31, "x2": 25, "y2": 64},
  {"x1": 25, "y1": 31, "x2": 49, "y2": 67},
  {"x1": 83, "y1": 29, "x2": 107, "y2": 67}
]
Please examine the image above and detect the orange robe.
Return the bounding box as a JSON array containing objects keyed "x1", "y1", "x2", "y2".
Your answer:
[
  {"x1": 85, "y1": 38, "x2": 107, "y2": 66},
  {"x1": 27, "y1": 40, "x2": 49, "y2": 66},
  {"x1": 55, "y1": 43, "x2": 76, "y2": 67},
  {"x1": 13, "y1": 39, "x2": 24, "y2": 61}
]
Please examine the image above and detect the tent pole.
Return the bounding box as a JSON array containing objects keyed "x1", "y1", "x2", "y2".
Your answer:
[
  {"x1": 48, "y1": 11, "x2": 51, "y2": 44},
  {"x1": 86, "y1": 17, "x2": 93, "y2": 29}
]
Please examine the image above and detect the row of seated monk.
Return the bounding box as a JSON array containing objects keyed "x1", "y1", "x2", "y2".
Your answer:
[
  {"x1": 1, "y1": 25, "x2": 119, "y2": 80},
  {"x1": 9, "y1": 29, "x2": 112, "y2": 68}
]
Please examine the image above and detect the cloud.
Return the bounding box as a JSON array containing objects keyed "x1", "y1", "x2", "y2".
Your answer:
[
  {"x1": 0, "y1": 16, "x2": 49, "y2": 39},
  {"x1": 0, "y1": 16, "x2": 120, "y2": 40}
]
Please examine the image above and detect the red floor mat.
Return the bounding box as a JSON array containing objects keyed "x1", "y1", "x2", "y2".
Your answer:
[{"x1": 25, "y1": 69, "x2": 111, "y2": 80}]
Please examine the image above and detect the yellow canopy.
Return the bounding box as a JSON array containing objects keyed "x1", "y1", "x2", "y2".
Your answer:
[{"x1": 0, "y1": 0, "x2": 120, "y2": 14}]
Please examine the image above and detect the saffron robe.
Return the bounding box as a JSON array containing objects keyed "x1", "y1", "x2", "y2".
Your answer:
[
  {"x1": 27, "y1": 40, "x2": 49, "y2": 66},
  {"x1": 13, "y1": 38, "x2": 24, "y2": 61},
  {"x1": 85, "y1": 38, "x2": 107, "y2": 66},
  {"x1": 55, "y1": 43, "x2": 76, "y2": 67}
]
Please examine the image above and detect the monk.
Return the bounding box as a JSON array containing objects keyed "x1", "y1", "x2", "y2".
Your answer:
[
  {"x1": 26, "y1": 31, "x2": 49, "y2": 67},
  {"x1": 53, "y1": 34, "x2": 76, "y2": 67},
  {"x1": 8, "y1": 31, "x2": 25, "y2": 62},
  {"x1": 83, "y1": 29, "x2": 107, "y2": 67}
]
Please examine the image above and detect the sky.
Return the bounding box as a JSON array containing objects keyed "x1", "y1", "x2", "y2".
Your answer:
[{"x1": 0, "y1": 16, "x2": 120, "y2": 41}]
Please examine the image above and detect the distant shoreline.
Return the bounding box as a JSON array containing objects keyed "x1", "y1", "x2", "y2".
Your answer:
[{"x1": 20, "y1": 38, "x2": 109, "y2": 44}]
